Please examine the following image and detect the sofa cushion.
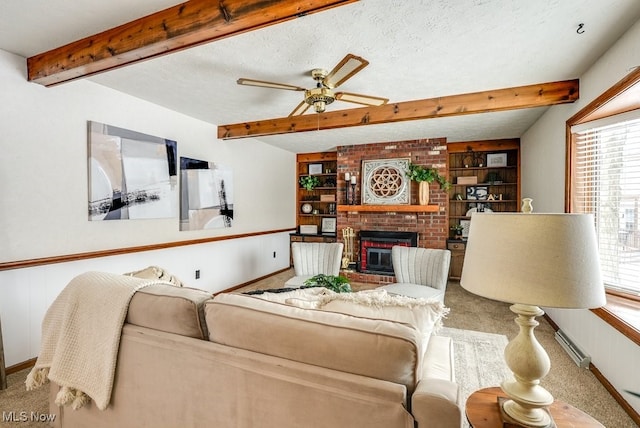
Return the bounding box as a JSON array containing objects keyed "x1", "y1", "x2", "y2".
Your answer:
[
  {"x1": 258, "y1": 288, "x2": 447, "y2": 356},
  {"x1": 127, "y1": 284, "x2": 212, "y2": 339},
  {"x1": 297, "y1": 289, "x2": 446, "y2": 349},
  {"x1": 205, "y1": 292, "x2": 424, "y2": 393}
]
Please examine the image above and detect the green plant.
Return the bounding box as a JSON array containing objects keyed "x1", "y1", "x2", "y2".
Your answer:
[
  {"x1": 450, "y1": 224, "x2": 464, "y2": 233},
  {"x1": 303, "y1": 274, "x2": 352, "y2": 293},
  {"x1": 405, "y1": 163, "x2": 451, "y2": 190},
  {"x1": 299, "y1": 175, "x2": 320, "y2": 191},
  {"x1": 485, "y1": 171, "x2": 502, "y2": 184}
]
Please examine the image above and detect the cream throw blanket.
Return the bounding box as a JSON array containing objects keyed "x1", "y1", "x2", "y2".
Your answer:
[{"x1": 25, "y1": 271, "x2": 174, "y2": 410}]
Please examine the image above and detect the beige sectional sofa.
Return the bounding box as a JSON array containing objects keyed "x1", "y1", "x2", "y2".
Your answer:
[{"x1": 49, "y1": 282, "x2": 463, "y2": 428}]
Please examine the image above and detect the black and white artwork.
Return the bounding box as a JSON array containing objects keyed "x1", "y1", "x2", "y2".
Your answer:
[
  {"x1": 180, "y1": 157, "x2": 234, "y2": 230},
  {"x1": 466, "y1": 186, "x2": 489, "y2": 200},
  {"x1": 88, "y1": 121, "x2": 178, "y2": 221}
]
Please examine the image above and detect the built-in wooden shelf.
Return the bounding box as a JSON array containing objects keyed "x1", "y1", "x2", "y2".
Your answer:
[{"x1": 338, "y1": 204, "x2": 440, "y2": 213}]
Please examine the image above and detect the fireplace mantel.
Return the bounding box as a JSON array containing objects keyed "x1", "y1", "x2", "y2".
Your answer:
[{"x1": 338, "y1": 204, "x2": 440, "y2": 213}]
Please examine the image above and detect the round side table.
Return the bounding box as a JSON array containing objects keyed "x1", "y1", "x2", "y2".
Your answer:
[{"x1": 465, "y1": 387, "x2": 604, "y2": 428}]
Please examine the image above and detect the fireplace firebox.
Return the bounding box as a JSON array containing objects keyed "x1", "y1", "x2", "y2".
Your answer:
[{"x1": 359, "y1": 231, "x2": 418, "y2": 274}]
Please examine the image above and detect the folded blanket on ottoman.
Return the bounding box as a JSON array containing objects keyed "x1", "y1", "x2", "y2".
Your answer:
[{"x1": 26, "y1": 271, "x2": 174, "y2": 410}]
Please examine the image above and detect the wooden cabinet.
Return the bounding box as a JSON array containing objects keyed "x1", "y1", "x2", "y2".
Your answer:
[
  {"x1": 447, "y1": 240, "x2": 466, "y2": 279},
  {"x1": 295, "y1": 151, "x2": 338, "y2": 236},
  {"x1": 447, "y1": 139, "x2": 520, "y2": 278},
  {"x1": 290, "y1": 234, "x2": 337, "y2": 244}
]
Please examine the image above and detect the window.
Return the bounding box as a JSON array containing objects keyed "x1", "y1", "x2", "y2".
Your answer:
[
  {"x1": 571, "y1": 114, "x2": 640, "y2": 296},
  {"x1": 567, "y1": 67, "x2": 640, "y2": 341}
]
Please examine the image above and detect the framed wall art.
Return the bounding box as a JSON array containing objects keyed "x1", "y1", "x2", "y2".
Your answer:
[
  {"x1": 460, "y1": 220, "x2": 471, "y2": 238},
  {"x1": 321, "y1": 217, "x2": 337, "y2": 235},
  {"x1": 308, "y1": 163, "x2": 323, "y2": 175},
  {"x1": 179, "y1": 157, "x2": 234, "y2": 231},
  {"x1": 466, "y1": 186, "x2": 489, "y2": 200},
  {"x1": 87, "y1": 121, "x2": 177, "y2": 221},
  {"x1": 486, "y1": 153, "x2": 507, "y2": 167},
  {"x1": 361, "y1": 158, "x2": 410, "y2": 205}
]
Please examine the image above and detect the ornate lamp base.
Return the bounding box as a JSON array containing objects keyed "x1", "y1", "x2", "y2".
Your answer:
[
  {"x1": 498, "y1": 397, "x2": 556, "y2": 428},
  {"x1": 501, "y1": 303, "x2": 554, "y2": 427}
]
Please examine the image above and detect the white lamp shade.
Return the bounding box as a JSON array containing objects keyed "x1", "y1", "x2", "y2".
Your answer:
[{"x1": 460, "y1": 213, "x2": 606, "y2": 309}]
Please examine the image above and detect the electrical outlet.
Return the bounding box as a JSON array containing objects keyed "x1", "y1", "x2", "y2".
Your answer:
[{"x1": 195, "y1": 269, "x2": 200, "y2": 279}]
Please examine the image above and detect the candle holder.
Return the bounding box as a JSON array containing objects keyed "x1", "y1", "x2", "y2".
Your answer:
[
  {"x1": 350, "y1": 182, "x2": 357, "y2": 205},
  {"x1": 344, "y1": 173, "x2": 351, "y2": 205},
  {"x1": 345, "y1": 183, "x2": 350, "y2": 205}
]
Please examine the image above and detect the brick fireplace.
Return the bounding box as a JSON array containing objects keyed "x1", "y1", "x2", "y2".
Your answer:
[{"x1": 336, "y1": 138, "x2": 448, "y2": 285}]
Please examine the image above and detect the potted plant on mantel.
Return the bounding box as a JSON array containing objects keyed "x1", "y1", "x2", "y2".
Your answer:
[{"x1": 405, "y1": 163, "x2": 451, "y2": 205}]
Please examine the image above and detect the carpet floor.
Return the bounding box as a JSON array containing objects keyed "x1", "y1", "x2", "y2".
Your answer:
[
  {"x1": 0, "y1": 368, "x2": 48, "y2": 428},
  {"x1": 1, "y1": 269, "x2": 637, "y2": 427}
]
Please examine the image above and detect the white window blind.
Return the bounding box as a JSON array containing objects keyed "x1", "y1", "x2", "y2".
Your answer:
[{"x1": 572, "y1": 114, "x2": 640, "y2": 295}]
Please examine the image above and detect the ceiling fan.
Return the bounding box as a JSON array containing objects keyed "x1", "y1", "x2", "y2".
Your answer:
[{"x1": 237, "y1": 53, "x2": 388, "y2": 117}]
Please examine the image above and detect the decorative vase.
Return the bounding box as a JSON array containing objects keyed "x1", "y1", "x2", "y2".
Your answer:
[
  {"x1": 521, "y1": 198, "x2": 533, "y2": 213},
  {"x1": 418, "y1": 181, "x2": 430, "y2": 205}
]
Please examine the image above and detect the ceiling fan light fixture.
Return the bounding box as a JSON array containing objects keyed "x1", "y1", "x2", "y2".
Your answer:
[
  {"x1": 313, "y1": 100, "x2": 327, "y2": 113},
  {"x1": 238, "y1": 54, "x2": 384, "y2": 116},
  {"x1": 305, "y1": 87, "x2": 335, "y2": 113}
]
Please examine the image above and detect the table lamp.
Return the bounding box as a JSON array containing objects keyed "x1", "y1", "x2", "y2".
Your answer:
[{"x1": 460, "y1": 213, "x2": 606, "y2": 427}]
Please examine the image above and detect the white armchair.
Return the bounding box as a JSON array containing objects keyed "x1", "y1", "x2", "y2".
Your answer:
[
  {"x1": 285, "y1": 242, "x2": 344, "y2": 287},
  {"x1": 377, "y1": 246, "x2": 451, "y2": 302}
]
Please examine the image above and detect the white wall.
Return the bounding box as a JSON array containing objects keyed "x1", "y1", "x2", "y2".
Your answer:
[
  {"x1": 521, "y1": 20, "x2": 640, "y2": 413},
  {"x1": 0, "y1": 48, "x2": 296, "y2": 262},
  {"x1": 0, "y1": 232, "x2": 292, "y2": 367},
  {"x1": 0, "y1": 48, "x2": 297, "y2": 367}
]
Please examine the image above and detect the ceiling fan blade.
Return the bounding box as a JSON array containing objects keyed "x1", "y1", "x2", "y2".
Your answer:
[
  {"x1": 237, "y1": 78, "x2": 305, "y2": 91},
  {"x1": 323, "y1": 54, "x2": 369, "y2": 89},
  {"x1": 335, "y1": 92, "x2": 388, "y2": 106},
  {"x1": 288, "y1": 100, "x2": 312, "y2": 117}
]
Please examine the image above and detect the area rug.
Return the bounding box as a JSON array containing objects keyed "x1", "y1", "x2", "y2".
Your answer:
[{"x1": 438, "y1": 327, "x2": 511, "y2": 427}]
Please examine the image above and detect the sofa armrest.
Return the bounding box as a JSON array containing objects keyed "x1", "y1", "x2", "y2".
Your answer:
[{"x1": 412, "y1": 378, "x2": 463, "y2": 428}]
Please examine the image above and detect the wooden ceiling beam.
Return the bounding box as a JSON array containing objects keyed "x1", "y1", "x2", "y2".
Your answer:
[
  {"x1": 217, "y1": 79, "x2": 579, "y2": 139},
  {"x1": 27, "y1": 0, "x2": 358, "y2": 86}
]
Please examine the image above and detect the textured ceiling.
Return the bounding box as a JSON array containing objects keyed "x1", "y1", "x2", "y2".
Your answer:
[{"x1": 2, "y1": 0, "x2": 640, "y2": 153}]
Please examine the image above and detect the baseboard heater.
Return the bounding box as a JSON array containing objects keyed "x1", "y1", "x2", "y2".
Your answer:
[{"x1": 555, "y1": 330, "x2": 591, "y2": 369}]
